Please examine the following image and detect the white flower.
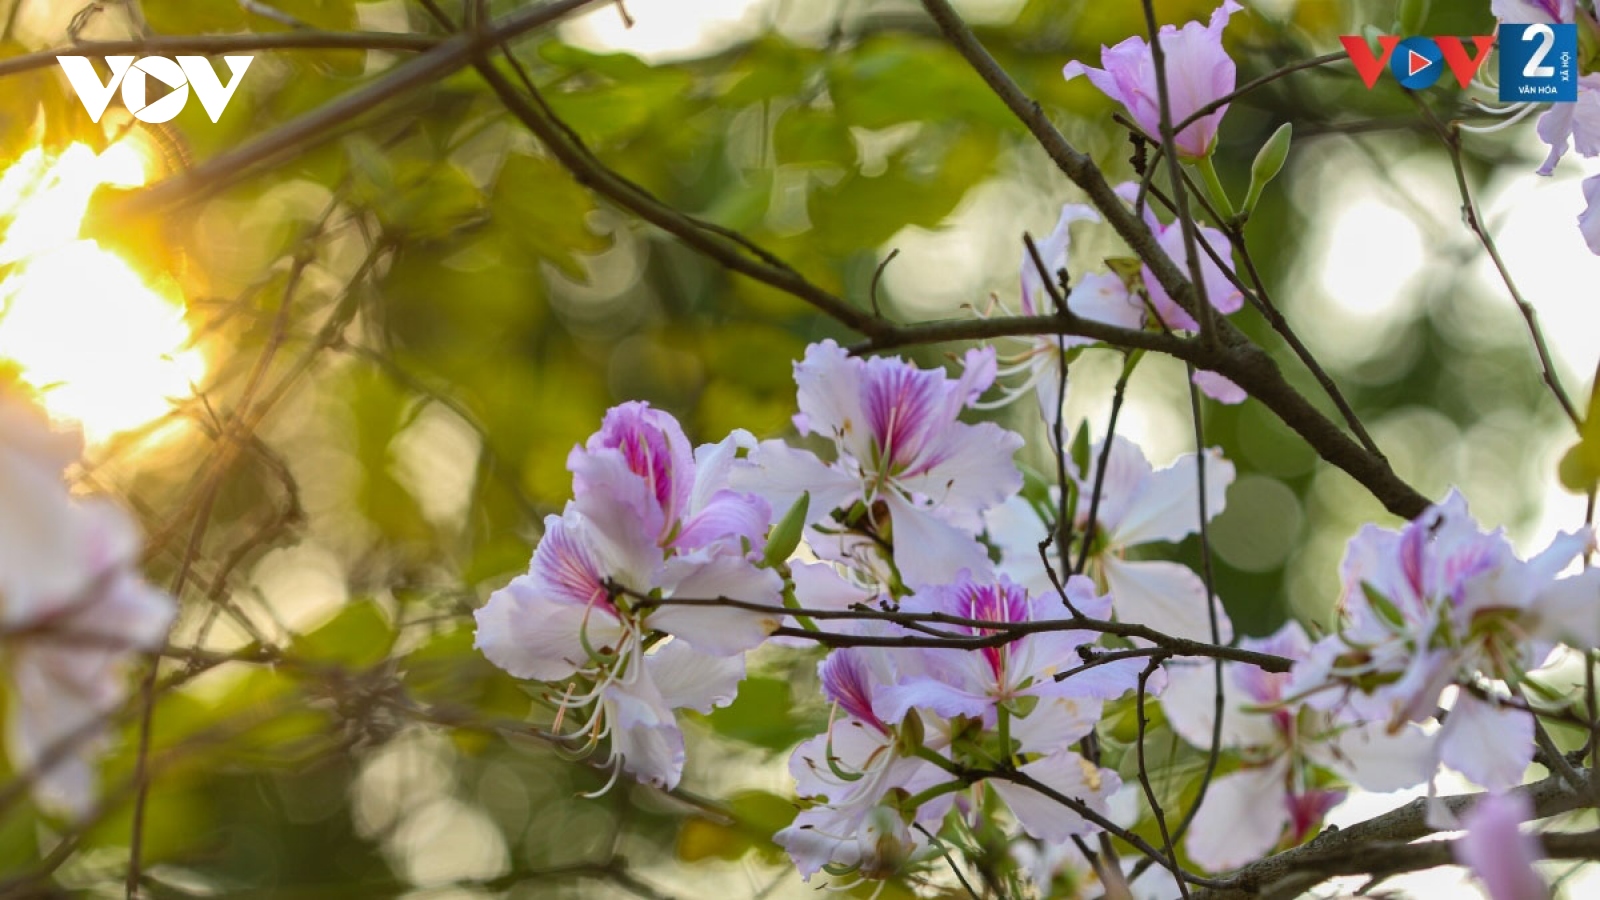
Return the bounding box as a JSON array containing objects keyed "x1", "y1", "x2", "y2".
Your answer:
[{"x1": 0, "y1": 392, "x2": 174, "y2": 818}]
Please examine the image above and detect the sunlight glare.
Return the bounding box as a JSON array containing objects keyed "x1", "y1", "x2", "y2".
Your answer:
[{"x1": 0, "y1": 139, "x2": 204, "y2": 441}]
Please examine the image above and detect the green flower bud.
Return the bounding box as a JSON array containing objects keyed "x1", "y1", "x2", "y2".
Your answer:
[{"x1": 1244, "y1": 123, "x2": 1293, "y2": 216}]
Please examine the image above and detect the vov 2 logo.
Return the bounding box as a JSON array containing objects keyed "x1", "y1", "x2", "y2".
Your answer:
[
  {"x1": 57, "y1": 56, "x2": 253, "y2": 123},
  {"x1": 1341, "y1": 24, "x2": 1578, "y2": 102}
]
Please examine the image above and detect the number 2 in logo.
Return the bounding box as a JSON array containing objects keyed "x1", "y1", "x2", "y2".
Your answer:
[{"x1": 1499, "y1": 23, "x2": 1576, "y2": 102}]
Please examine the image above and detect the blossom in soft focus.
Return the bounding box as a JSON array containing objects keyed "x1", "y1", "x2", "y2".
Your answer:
[
  {"x1": 1580, "y1": 174, "x2": 1600, "y2": 254},
  {"x1": 1530, "y1": 76, "x2": 1600, "y2": 176},
  {"x1": 1289, "y1": 491, "x2": 1599, "y2": 792},
  {"x1": 0, "y1": 391, "x2": 174, "y2": 818},
  {"x1": 980, "y1": 203, "x2": 1147, "y2": 421},
  {"x1": 1073, "y1": 436, "x2": 1235, "y2": 642},
  {"x1": 1455, "y1": 791, "x2": 1550, "y2": 900},
  {"x1": 1107, "y1": 181, "x2": 1245, "y2": 332},
  {"x1": 733, "y1": 340, "x2": 1023, "y2": 588},
  {"x1": 979, "y1": 190, "x2": 1248, "y2": 414},
  {"x1": 1492, "y1": 0, "x2": 1574, "y2": 26},
  {"x1": 1063, "y1": 1, "x2": 1245, "y2": 160},
  {"x1": 1161, "y1": 622, "x2": 1432, "y2": 869},
  {"x1": 475, "y1": 405, "x2": 783, "y2": 789}
]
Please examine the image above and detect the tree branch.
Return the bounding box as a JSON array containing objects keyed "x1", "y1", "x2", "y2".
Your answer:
[
  {"x1": 105, "y1": 0, "x2": 608, "y2": 217},
  {"x1": 0, "y1": 30, "x2": 442, "y2": 79},
  {"x1": 911, "y1": 0, "x2": 1429, "y2": 520},
  {"x1": 1191, "y1": 768, "x2": 1595, "y2": 899}
]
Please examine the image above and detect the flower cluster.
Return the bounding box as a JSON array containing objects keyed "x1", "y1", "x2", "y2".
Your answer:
[
  {"x1": 476, "y1": 342, "x2": 1242, "y2": 886},
  {"x1": 474, "y1": 401, "x2": 783, "y2": 790},
  {"x1": 0, "y1": 390, "x2": 174, "y2": 819},
  {"x1": 468, "y1": 1, "x2": 1600, "y2": 890},
  {"x1": 1287, "y1": 492, "x2": 1599, "y2": 797}
]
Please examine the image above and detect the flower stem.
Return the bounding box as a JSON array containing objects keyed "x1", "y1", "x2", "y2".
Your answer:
[{"x1": 1197, "y1": 155, "x2": 1236, "y2": 221}]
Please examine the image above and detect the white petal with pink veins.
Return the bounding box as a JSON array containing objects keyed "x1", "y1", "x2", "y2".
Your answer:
[
  {"x1": 1102, "y1": 557, "x2": 1232, "y2": 644},
  {"x1": 1185, "y1": 759, "x2": 1292, "y2": 871},
  {"x1": 650, "y1": 554, "x2": 783, "y2": 656},
  {"x1": 882, "y1": 491, "x2": 993, "y2": 589},
  {"x1": 991, "y1": 751, "x2": 1120, "y2": 843},
  {"x1": 1439, "y1": 692, "x2": 1533, "y2": 792},
  {"x1": 474, "y1": 577, "x2": 624, "y2": 682}
]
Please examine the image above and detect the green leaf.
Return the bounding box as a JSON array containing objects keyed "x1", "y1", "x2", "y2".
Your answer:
[
  {"x1": 1558, "y1": 375, "x2": 1600, "y2": 494},
  {"x1": 491, "y1": 151, "x2": 610, "y2": 278},
  {"x1": 702, "y1": 677, "x2": 820, "y2": 752},
  {"x1": 293, "y1": 599, "x2": 394, "y2": 668}
]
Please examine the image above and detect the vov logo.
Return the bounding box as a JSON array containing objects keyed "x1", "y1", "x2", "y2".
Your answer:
[
  {"x1": 1340, "y1": 24, "x2": 1578, "y2": 102},
  {"x1": 57, "y1": 56, "x2": 253, "y2": 124}
]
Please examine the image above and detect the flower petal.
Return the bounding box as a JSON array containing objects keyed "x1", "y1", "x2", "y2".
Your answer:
[
  {"x1": 650, "y1": 554, "x2": 784, "y2": 655},
  {"x1": 1158, "y1": 660, "x2": 1278, "y2": 750},
  {"x1": 1439, "y1": 692, "x2": 1533, "y2": 792},
  {"x1": 1102, "y1": 557, "x2": 1233, "y2": 644},
  {"x1": 646, "y1": 640, "x2": 745, "y2": 713},
  {"x1": 474, "y1": 572, "x2": 624, "y2": 682},
  {"x1": 882, "y1": 491, "x2": 994, "y2": 589},
  {"x1": 1455, "y1": 790, "x2": 1549, "y2": 900},
  {"x1": 992, "y1": 751, "x2": 1121, "y2": 843},
  {"x1": 1110, "y1": 447, "x2": 1234, "y2": 547},
  {"x1": 1185, "y1": 761, "x2": 1292, "y2": 872}
]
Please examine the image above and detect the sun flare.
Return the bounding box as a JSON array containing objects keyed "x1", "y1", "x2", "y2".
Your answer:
[{"x1": 0, "y1": 138, "x2": 204, "y2": 442}]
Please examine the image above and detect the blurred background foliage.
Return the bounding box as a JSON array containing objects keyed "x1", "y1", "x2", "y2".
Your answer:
[{"x1": 0, "y1": 0, "x2": 1593, "y2": 896}]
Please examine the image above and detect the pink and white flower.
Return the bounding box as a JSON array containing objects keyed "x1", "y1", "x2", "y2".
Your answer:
[
  {"x1": 1289, "y1": 491, "x2": 1599, "y2": 793},
  {"x1": 476, "y1": 407, "x2": 784, "y2": 789},
  {"x1": 1161, "y1": 622, "x2": 1433, "y2": 870},
  {"x1": 871, "y1": 573, "x2": 1142, "y2": 734},
  {"x1": 1063, "y1": 1, "x2": 1246, "y2": 160},
  {"x1": 733, "y1": 340, "x2": 1024, "y2": 588},
  {"x1": 778, "y1": 647, "x2": 952, "y2": 879},
  {"x1": 987, "y1": 436, "x2": 1236, "y2": 642}
]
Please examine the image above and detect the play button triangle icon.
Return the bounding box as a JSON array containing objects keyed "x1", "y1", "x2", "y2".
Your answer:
[{"x1": 1408, "y1": 49, "x2": 1433, "y2": 76}]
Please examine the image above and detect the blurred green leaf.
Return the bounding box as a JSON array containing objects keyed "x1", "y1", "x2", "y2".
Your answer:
[{"x1": 293, "y1": 599, "x2": 395, "y2": 668}]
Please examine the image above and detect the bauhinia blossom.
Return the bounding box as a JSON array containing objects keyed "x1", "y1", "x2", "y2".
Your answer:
[
  {"x1": 865, "y1": 573, "x2": 1129, "y2": 844},
  {"x1": 978, "y1": 204, "x2": 1144, "y2": 420},
  {"x1": 990, "y1": 435, "x2": 1235, "y2": 642},
  {"x1": 475, "y1": 405, "x2": 783, "y2": 789},
  {"x1": 1063, "y1": 1, "x2": 1245, "y2": 160},
  {"x1": 1289, "y1": 490, "x2": 1600, "y2": 793},
  {"x1": 733, "y1": 340, "x2": 1024, "y2": 588},
  {"x1": 1455, "y1": 791, "x2": 1551, "y2": 900},
  {"x1": 777, "y1": 647, "x2": 952, "y2": 880},
  {"x1": 1161, "y1": 621, "x2": 1433, "y2": 870},
  {"x1": 1581, "y1": 174, "x2": 1600, "y2": 255},
  {"x1": 980, "y1": 191, "x2": 1248, "y2": 415},
  {"x1": 872, "y1": 572, "x2": 1143, "y2": 729},
  {"x1": 0, "y1": 392, "x2": 175, "y2": 819}
]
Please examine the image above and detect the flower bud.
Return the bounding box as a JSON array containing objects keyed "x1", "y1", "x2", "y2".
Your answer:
[
  {"x1": 1244, "y1": 123, "x2": 1293, "y2": 216},
  {"x1": 763, "y1": 491, "x2": 809, "y2": 567}
]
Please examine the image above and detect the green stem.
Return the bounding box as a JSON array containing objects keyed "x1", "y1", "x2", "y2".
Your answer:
[
  {"x1": 902, "y1": 779, "x2": 968, "y2": 811},
  {"x1": 1197, "y1": 155, "x2": 1236, "y2": 220}
]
